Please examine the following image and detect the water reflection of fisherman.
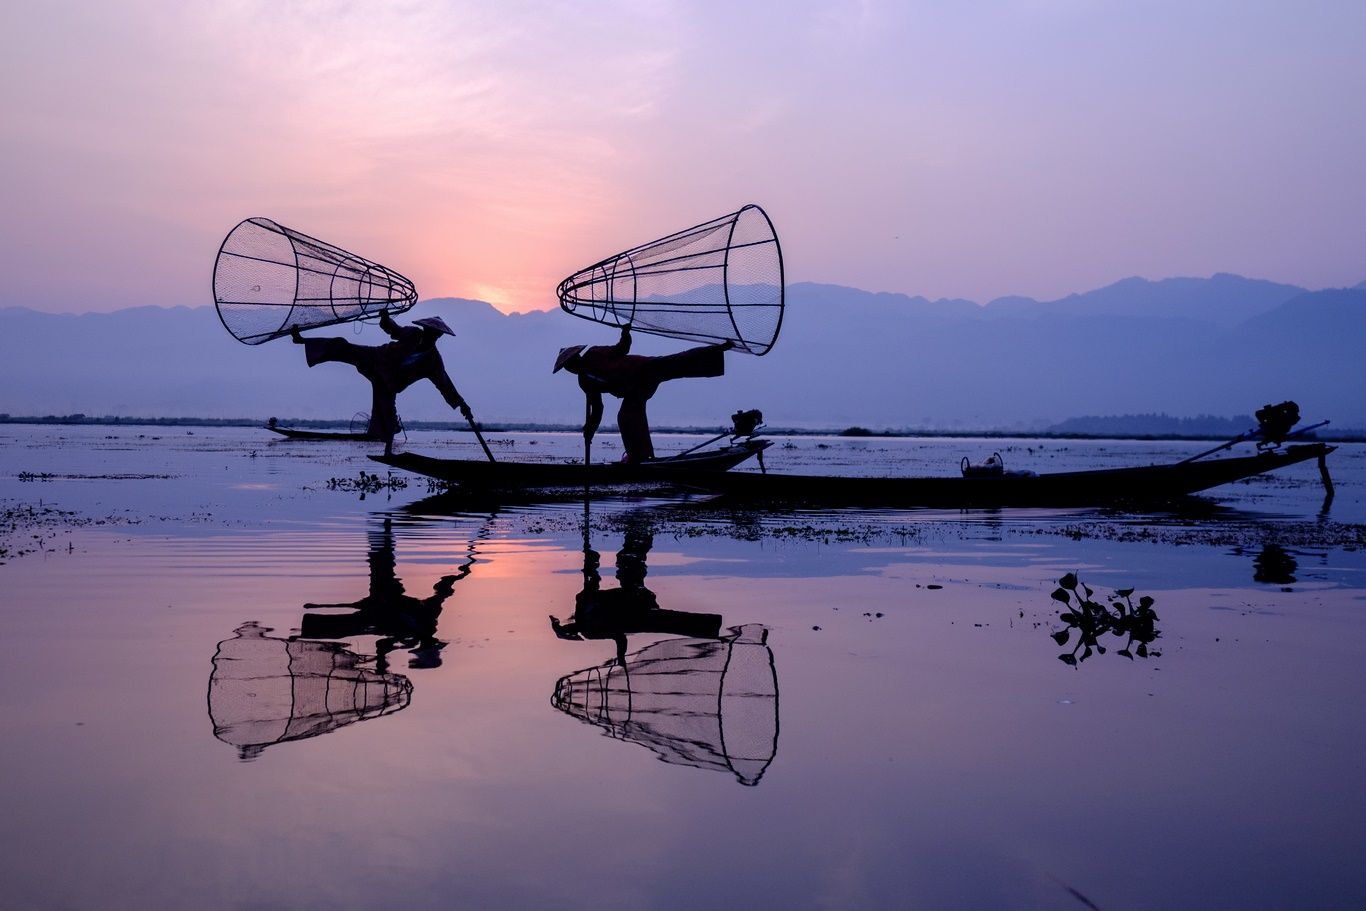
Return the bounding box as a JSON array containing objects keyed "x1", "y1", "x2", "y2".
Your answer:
[
  {"x1": 550, "y1": 523, "x2": 722, "y2": 665},
  {"x1": 291, "y1": 309, "x2": 472, "y2": 455},
  {"x1": 299, "y1": 518, "x2": 467, "y2": 671},
  {"x1": 553, "y1": 325, "x2": 733, "y2": 463}
]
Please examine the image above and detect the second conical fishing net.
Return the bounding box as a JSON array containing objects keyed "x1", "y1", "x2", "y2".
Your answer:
[
  {"x1": 557, "y1": 205, "x2": 785, "y2": 355},
  {"x1": 551, "y1": 624, "x2": 779, "y2": 785},
  {"x1": 213, "y1": 217, "x2": 418, "y2": 345}
]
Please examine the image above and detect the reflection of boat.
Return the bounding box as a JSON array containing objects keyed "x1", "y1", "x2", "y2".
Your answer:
[
  {"x1": 370, "y1": 438, "x2": 770, "y2": 488},
  {"x1": 553, "y1": 624, "x2": 779, "y2": 786},
  {"x1": 208, "y1": 622, "x2": 412, "y2": 760}
]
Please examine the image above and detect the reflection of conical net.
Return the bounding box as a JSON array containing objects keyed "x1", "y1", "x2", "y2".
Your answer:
[
  {"x1": 551, "y1": 624, "x2": 778, "y2": 785},
  {"x1": 557, "y1": 205, "x2": 784, "y2": 355},
  {"x1": 213, "y1": 217, "x2": 418, "y2": 345},
  {"x1": 208, "y1": 622, "x2": 412, "y2": 760}
]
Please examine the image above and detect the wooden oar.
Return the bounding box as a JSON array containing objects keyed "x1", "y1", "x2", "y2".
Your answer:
[
  {"x1": 583, "y1": 398, "x2": 592, "y2": 494},
  {"x1": 462, "y1": 406, "x2": 495, "y2": 463}
]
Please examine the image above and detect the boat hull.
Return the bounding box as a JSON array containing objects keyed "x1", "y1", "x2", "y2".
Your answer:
[
  {"x1": 370, "y1": 440, "x2": 770, "y2": 487},
  {"x1": 373, "y1": 442, "x2": 1333, "y2": 509},
  {"x1": 671, "y1": 443, "x2": 1335, "y2": 508},
  {"x1": 270, "y1": 426, "x2": 380, "y2": 442}
]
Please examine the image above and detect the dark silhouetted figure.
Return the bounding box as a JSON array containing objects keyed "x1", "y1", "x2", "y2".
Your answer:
[
  {"x1": 550, "y1": 522, "x2": 722, "y2": 665},
  {"x1": 553, "y1": 325, "x2": 731, "y2": 463},
  {"x1": 299, "y1": 517, "x2": 469, "y2": 671},
  {"x1": 293, "y1": 310, "x2": 471, "y2": 455}
]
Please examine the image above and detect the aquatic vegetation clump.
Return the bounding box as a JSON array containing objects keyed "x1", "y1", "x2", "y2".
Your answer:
[
  {"x1": 326, "y1": 471, "x2": 408, "y2": 498},
  {"x1": 1049, "y1": 573, "x2": 1161, "y2": 666},
  {"x1": 1, "y1": 501, "x2": 138, "y2": 564}
]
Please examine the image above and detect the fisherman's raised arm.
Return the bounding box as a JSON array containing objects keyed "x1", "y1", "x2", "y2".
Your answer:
[
  {"x1": 426, "y1": 361, "x2": 472, "y2": 418},
  {"x1": 379, "y1": 309, "x2": 404, "y2": 339}
]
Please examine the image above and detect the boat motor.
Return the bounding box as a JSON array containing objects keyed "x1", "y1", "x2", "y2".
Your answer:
[
  {"x1": 1255, "y1": 401, "x2": 1300, "y2": 449},
  {"x1": 731, "y1": 408, "x2": 764, "y2": 440}
]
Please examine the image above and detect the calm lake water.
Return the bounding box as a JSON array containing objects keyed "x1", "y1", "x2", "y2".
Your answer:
[{"x1": 2, "y1": 425, "x2": 1365, "y2": 910}]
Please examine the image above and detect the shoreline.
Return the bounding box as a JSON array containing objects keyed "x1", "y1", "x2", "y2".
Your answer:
[{"x1": 3, "y1": 414, "x2": 1363, "y2": 444}]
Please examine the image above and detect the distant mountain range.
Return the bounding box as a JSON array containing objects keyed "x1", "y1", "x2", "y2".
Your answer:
[{"x1": 1, "y1": 274, "x2": 1363, "y2": 430}]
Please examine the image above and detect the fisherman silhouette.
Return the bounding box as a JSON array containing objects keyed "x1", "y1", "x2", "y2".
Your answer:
[
  {"x1": 553, "y1": 325, "x2": 733, "y2": 463},
  {"x1": 550, "y1": 521, "x2": 722, "y2": 665},
  {"x1": 292, "y1": 309, "x2": 471, "y2": 455},
  {"x1": 298, "y1": 517, "x2": 468, "y2": 671}
]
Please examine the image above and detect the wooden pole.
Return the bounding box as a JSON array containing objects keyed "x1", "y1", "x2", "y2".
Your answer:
[
  {"x1": 464, "y1": 409, "x2": 495, "y2": 463},
  {"x1": 583, "y1": 397, "x2": 592, "y2": 494},
  {"x1": 1318, "y1": 452, "x2": 1335, "y2": 500}
]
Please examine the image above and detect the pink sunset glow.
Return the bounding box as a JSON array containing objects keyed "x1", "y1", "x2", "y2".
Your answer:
[{"x1": 3, "y1": 0, "x2": 1363, "y2": 314}]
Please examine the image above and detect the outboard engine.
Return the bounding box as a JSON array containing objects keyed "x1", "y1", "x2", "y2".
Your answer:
[
  {"x1": 1255, "y1": 401, "x2": 1300, "y2": 448},
  {"x1": 731, "y1": 409, "x2": 764, "y2": 440}
]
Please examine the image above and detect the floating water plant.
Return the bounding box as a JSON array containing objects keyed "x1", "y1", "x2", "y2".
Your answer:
[{"x1": 1049, "y1": 573, "x2": 1161, "y2": 665}]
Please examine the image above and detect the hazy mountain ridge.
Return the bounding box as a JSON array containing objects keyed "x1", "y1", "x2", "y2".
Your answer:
[
  {"x1": 983, "y1": 273, "x2": 1308, "y2": 326},
  {"x1": 2, "y1": 275, "x2": 1363, "y2": 429}
]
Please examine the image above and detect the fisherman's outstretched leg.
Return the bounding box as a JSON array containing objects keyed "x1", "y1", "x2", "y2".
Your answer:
[
  {"x1": 617, "y1": 398, "x2": 654, "y2": 463},
  {"x1": 299, "y1": 336, "x2": 385, "y2": 373},
  {"x1": 643, "y1": 343, "x2": 727, "y2": 384},
  {"x1": 369, "y1": 390, "x2": 400, "y2": 455}
]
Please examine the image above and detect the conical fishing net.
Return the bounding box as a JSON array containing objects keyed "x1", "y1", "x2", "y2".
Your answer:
[
  {"x1": 213, "y1": 217, "x2": 418, "y2": 345},
  {"x1": 551, "y1": 624, "x2": 779, "y2": 785},
  {"x1": 557, "y1": 205, "x2": 785, "y2": 355},
  {"x1": 208, "y1": 622, "x2": 412, "y2": 760}
]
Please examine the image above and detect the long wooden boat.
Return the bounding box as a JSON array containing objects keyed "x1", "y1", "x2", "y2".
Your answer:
[
  {"x1": 269, "y1": 426, "x2": 381, "y2": 442},
  {"x1": 676, "y1": 442, "x2": 1336, "y2": 508},
  {"x1": 370, "y1": 439, "x2": 771, "y2": 486},
  {"x1": 373, "y1": 441, "x2": 1334, "y2": 509}
]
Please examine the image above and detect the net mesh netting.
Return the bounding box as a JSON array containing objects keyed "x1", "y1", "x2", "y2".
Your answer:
[
  {"x1": 557, "y1": 205, "x2": 785, "y2": 355},
  {"x1": 208, "y1": 622, "x2": 412, "y2": 760},
  {"x1": 213, "y1": 217, "x2": 418, "y2": 345},
  {"x1": 551, "y1": 624, "x2": 778, "y2": 785}
]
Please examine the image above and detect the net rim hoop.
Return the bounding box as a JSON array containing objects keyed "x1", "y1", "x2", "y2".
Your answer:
[
  {"x1": 211, "y1": 217, "x2": 273, "y2": 346},
  {"x1": 740, "y1": 203, "x2": 784, "y2": 357},
  {"x1": 714, "y1": 623, "x2": 779, "y2": 786}
]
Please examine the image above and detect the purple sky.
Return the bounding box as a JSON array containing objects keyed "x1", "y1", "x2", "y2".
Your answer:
[{"x1": 3, "y1": 0, "x2": 1363, "y2": 313}]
